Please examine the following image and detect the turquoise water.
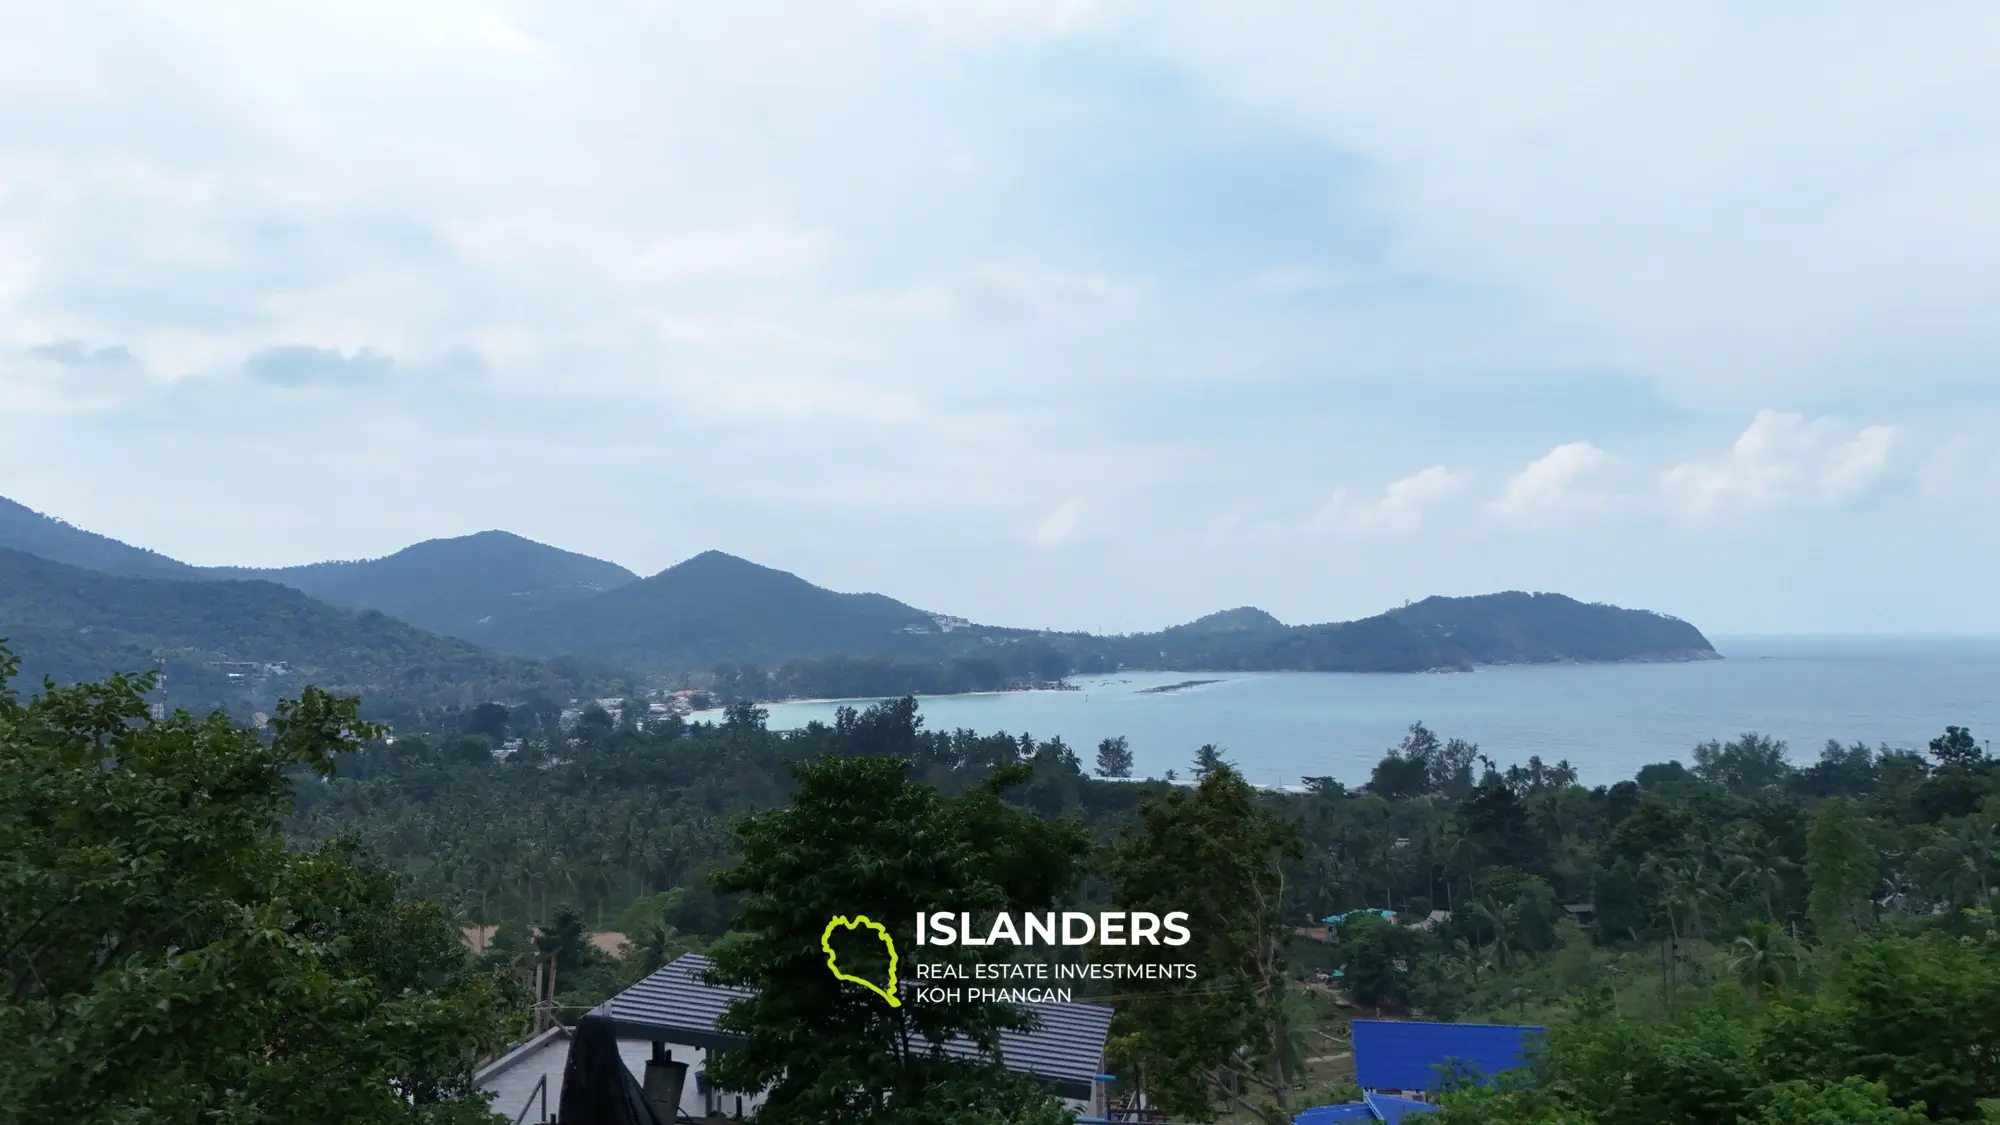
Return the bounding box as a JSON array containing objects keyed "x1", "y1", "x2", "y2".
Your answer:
[{"x1": 700, "y1": 637, "x2": 2000, "y2": 788}]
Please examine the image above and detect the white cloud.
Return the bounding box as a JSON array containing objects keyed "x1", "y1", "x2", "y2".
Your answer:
[
  {"x1": 1031, "y1": 497, "x2": 1084, "y2": 547},
  {"x1": 1487, "y1": 441, "x2": 1615, "y2": 522},
  {"x1": 1314, "y1": 466, "x2": 1468, "y2": 537},
  {"x1": 1661, "y1": 410, "x2": 1899, "y2": 520},
  {"x1": 1141, "y1": 4, "x2": 2000, "y2": 406}
]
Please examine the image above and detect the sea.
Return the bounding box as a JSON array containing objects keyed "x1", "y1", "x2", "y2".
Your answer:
[{"x1": 692, "y1": 636, "x2": 2000, "y2": 789}]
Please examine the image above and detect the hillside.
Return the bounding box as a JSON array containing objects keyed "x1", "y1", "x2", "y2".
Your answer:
[
  {"x1": 0, "y1": 496, "x2": 1719, "y2": 692},
  {"x1": 208, "y1": 530, "x2": 640, "y2": 639},
  {"x1": 0, "y1": 547, "x2": 595, "y2": 718},
  {"x1": 1093, "y1": 593, "x2": 1717, "y2": 673},
  {"x1": 0, "y1": 497, "x2": 638, "y2": 642},
  {"x1": 0, "y1": 496, "x2": 201, "y2": 579},
  {"x1": 480, "y1": 550, "x2": 946, "y2": 667}
]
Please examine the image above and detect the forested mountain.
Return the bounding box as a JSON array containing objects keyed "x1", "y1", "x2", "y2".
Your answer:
[
  {"x1": 0, "y1": 495, "x2": 638, "y2": 641},
  {"x1": 0, "y1": 495, "x2": 1718, "y2": 697},
  {"x1": 0, "y1": 547, "x2": 595, "y2": 718},
  {"x1": 479, "y1": 549, "x2": 946, "y2": 667},
  {"x1": 0, "y1": 495, "x2": 200, "y2": 579},
  {"x1": 208, "y1": 530, "x2": 640, "y2": 639}
]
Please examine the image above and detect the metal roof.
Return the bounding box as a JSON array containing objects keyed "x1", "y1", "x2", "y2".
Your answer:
[
  {"x1": 1351, "y1": 1020, "x2": 1540, "y2": 1092},
  {"x1": 1293, "y1": 1103, "x2": 1376, "y2": 1123},
  {"x1": 1363, "y1": 1092, "x2": 1439, "y2": 1123},
  {"x1": 594, "y1": 953, "x2": 1114, "y2": 1099}
]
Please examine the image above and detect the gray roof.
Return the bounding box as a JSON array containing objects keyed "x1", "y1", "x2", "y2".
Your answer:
[{"x1": 595, "y1": 953, "x2": 1113, "y2": 1098}]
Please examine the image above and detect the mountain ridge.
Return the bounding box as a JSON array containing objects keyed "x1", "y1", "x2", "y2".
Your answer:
[
  {"x1": 0, "y1": 546, "x2": 597, "y2": 719},
  {"x1": 0, "y1": 495, "x2": 1720, "y2": 692}
]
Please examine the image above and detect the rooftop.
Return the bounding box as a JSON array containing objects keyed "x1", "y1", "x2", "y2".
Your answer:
[{"x1": 594, "y1": 953, "x2": 1114, "y2": 1099}]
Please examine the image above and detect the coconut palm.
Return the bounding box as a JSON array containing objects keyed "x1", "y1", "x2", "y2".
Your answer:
[
  {"x1": 1727, "y1": 920, "x2": 1799, "y2": 998},
  {"x1": 1920, "y1": 817, "x2": 1997, "y2": 905},
  {"x1": 1725, "y1": 825, "x2": 1799, "y2": 922}
]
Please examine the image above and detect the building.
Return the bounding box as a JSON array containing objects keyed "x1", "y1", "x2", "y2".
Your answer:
[
  {"x1": 1292, "y1": 1019, "x2": 1542, "y2": 1124},
  {"x1": 477, "y1": 952, "x2": 1116, "y2": 1122}
]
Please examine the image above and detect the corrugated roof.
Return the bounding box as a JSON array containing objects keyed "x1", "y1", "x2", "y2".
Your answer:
[
  {"x1": 1352, "y1": 1020, "x2": 1540, "y2": 1092},
  {"x1": 1292, "y1": 1102, "x2": 1376, "y2": 1123},
  {"x1": 1363, "y1": 1092, "x2": 1439, "y2": 1123},
  {"x1": 595, "y1": 953, "x2": 1113, "y2": 1098}
]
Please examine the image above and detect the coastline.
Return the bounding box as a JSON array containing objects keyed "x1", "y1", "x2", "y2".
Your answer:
[{"x1": 690, "y1": 648, "x2": 1727, "y2": 716}]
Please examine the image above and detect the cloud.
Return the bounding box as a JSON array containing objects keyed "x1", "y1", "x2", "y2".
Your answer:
[
  {"x1": 1487, "y1": 441, "x2": 1615, "y2": 522},
  {"x1": 242, "y1": 345, "x2": 395, "y2": 389},
  {"x1": 28, "y1": 340, "x2": 137, "y2": 368},
  {"x1": 1142, "y1": 5, "x2": 2000, "y2": 407},
  {"x1": 1314, "y1": 466, "x2": 1468, "y2": 537},
  {"x1": 1031, "y1": 497, "x2": 1084, "y2": 547},
  {"x1": 1661, "y1": 410, "x2": 1898, "y2": 520}
]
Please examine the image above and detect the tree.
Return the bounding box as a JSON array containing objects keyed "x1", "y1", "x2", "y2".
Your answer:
[
  {"x1": 1728, "y1": 921, "x2": 1800, "y2": 999},
  {"x1": 1101, "y1": 763, "x2": 1303, "y2": 1122},
  {"x1": 1369, "y1": 753, "x2": 1431, "y2": 801},
  {"x1": 1095, "y1": 735, "x2": 1134, "y2": 779},
  {"x1": 1725, "y1": 824, "x2": 1799, "y2": 922},
  {"x1": 0, "y1": 648, "x2": 518, "y2": 1123},
  {"x1": 1919, "y1": 816, "x2": 1997, "y2": 906},
  {"x1": 1743, "y1": 1078, "x2": 1931, "y2": 1125},
  {"x1": 1930, "y1": 726, "x2": 1985, "y2": 770},
  {"x1": 1807, "y1": 797, "x2": 1877, "y2": 940},
  {"x1": 1692, "y1": 732, "x2": 1792, "y2": 794},
  {"x1": 1339, "y1": 912, "x2": 1428, "y2": 1008},
  {"x1": 1192, "y1": 742, "x2": 1231, "y2": 779},
  {"x1": 704, "y1": 755, "x2": 1089, "y2": 1125}
]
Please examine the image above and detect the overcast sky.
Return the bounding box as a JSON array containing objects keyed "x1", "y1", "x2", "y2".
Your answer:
[{"x1": 3, "y1": 3, "x2": 1998, "y2": 635}]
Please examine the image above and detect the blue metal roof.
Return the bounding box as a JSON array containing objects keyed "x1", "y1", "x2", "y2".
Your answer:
[
  {"x1": 1364, "y1": 1092, "x2": 1440, "y2": 1123},
  {"x1": 1352, "y1": 1019, "x2": 1540, "y2": 1091},
  {"x1": 1293, "y1": 1103, "x2": 1375, "y2": 1123}
]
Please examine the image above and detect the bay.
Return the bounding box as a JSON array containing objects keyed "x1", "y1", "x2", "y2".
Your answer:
[{"x1": 696, "y1": 636, "x2": 2000, "y2": 788}]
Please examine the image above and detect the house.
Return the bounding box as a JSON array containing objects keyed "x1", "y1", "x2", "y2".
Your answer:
[
  {"x1": 478, "y1": 952, "x2": 1116, "y2": 1122},
  {"x1": 1291, "y1": 1019, "x2": 1542, "y2": 1124}
]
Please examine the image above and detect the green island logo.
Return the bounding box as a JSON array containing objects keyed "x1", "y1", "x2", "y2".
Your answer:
[{"x1": 821, "y1": 914, "x2": 901, "y2": 1007}]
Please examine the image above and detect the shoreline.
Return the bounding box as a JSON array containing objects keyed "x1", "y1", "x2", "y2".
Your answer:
[{"x1": 683, "y1": 651, "x2": 1731, "y2": 717}]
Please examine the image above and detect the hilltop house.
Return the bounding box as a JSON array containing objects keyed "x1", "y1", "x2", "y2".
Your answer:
[{"x1": 477, "y1": 953, "x2": 1116, "y2": 1122}]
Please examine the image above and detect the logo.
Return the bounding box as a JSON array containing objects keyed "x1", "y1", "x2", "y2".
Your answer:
[{"x1": 821, "y1": 914, "x2": 901, "y2": 1007}]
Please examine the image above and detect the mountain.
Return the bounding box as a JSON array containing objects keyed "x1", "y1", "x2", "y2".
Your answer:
[
  {"x1": 1385, "y1": 592, "x2": 1718, "y2": 665},
  {"x1": 0, "y1": 496, "x2": 200, "y2": 580},
  {"x1": 0, "y1": 547, "x2": 595, "y2": 718},
  {"x1": 480, "y1": 550, "x2": 944, "y2": 668},
  {"x1": 0, "y1": 497, "x2": 638, "y2": 642},
  {"x1": 0, "y1": 495, "x2": 1720, "y2": 694},
  {"x1": 1156, "y1": 606, "x2": 1288, "y2": 637},
  {"x1": 1098, "y1": 592, "x2": 1717, "y2": 673},
  {"x1": 208, "y1": 531, "x2": 640, "y2": 639},
  {"x1": 1128, "y1": 594, "x2": 1717, "y2": 672}
]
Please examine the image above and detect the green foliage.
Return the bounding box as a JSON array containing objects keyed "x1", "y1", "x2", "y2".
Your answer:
[
  {"x1": 1931, "y1": 726, "x2": 1987, "y2": 770},
  {"x1": 1691, "y1": 732, "x2": 1793, "y2": 795},
  {"x1": 0, "y1": 647, "x2": 518, "y2": 1123},
  {"x1": 1095, "y1": 734, "x2": 1134, "y2": 778},
  {"x1": 1337, "y1": 912, "x2": 1428, "y2": 1008},
  {"x1": 1102, "y1": 763, "x2": 1304, "y2": 1122},
  {"x1": 1807, "y1": 797, "x2": 1877, "y2": 939},
  {"x1": 0, "y1": 546, "x2": 595, "y2": 717},
  {"x1": 702, "y1": 755, "x2": 1090, "y2": 1125},
  {"x1": 1744, "y1": 1078, "x2": 1931, "y2": 1125}
]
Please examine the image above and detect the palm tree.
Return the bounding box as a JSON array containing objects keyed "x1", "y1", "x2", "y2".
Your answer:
[
  {"x1": 1920, "y1": 817, "x2": 1997, "y2": 906},
  {"x1": 1470, "y1": 897, "x2": 1524, "y2": 971},
  {"x1": 1725, "y1": 826, "x2": 1798, "y2": 922},
  {"x1": 1727, "y1": 921, "x2": 1799, "y2": 999}
]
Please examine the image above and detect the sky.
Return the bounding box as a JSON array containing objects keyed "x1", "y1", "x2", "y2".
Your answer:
[{"x1": 3, "y1": 2, "x2": 1998, "y2": 636}]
